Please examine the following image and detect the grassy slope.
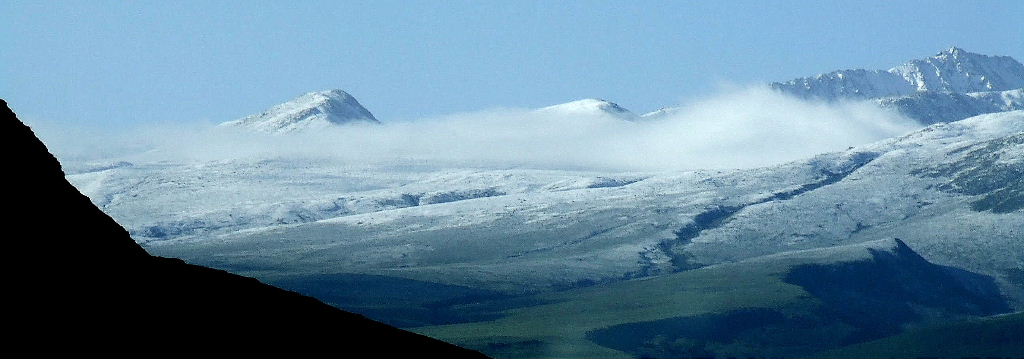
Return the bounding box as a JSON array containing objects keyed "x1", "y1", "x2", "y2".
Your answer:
[
  {"x1": 414, "y1": 260, "x2": 809, "y2": 358},
  {"x1": 820, "y1": 312, "x2": 1024, "y2": 358}
]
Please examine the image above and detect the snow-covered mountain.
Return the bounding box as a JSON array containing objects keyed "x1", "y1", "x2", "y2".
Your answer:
[
  {"x1": 771, "y1": 47, "x2": 1024, "y2": 101},
  {"x1": 537, "y1": 98, "x2": 639, "y2": 121},
  {"x1": 220, "y1": 89, "x2": 379, "y2": 133}
]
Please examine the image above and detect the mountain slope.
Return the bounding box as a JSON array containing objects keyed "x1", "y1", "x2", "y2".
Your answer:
[
  {"x1": 221, "y1": 89, "x2": 380, "y2": 133},
  {"x1": 0, "y1": 99, "x2": 485, "y2": 356}
]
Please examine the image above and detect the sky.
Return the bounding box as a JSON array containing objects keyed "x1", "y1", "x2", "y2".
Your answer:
[{"x1": 2, "y1": 0, "x2": 1023, "y2": 127}]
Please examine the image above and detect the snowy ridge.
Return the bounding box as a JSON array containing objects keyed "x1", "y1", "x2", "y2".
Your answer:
[
  {"x1": 220, "y1": 90, "x2": 379, "y2": 133},
  {"x1": 771, "y1": 47, "x2": 1024, "y2": 101},
  {"x1": 537, "y1": 98, "x2": 639, "y2": 121}
]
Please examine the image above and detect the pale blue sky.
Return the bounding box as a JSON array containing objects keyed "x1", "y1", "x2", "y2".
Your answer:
[{"x1": 2, "y1": 0, "x2": 1022, "y2": 126}]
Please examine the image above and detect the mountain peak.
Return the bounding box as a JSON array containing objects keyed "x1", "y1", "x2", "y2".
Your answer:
[
  {"x1": 221, "y1": 89, "x2": 379, "y2": 133},
  {"x1": 305, "y1": 89, "x2": 355, "y2": 101},
  {"x1": 537, "y1": 98, "x2": 639, "y2": 121},
  {"x1": 940, "y1": 46, "x2": 966, "y2": 56}
]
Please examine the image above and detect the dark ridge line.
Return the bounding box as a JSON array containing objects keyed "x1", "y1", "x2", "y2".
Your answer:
[{"x1": 506, "y1": 223, "x2": 628, "y2": 259}]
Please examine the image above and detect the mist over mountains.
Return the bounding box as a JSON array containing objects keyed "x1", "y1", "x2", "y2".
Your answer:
[{"x1": 37, "y1": 87, "x2": 917, "y2": 172}]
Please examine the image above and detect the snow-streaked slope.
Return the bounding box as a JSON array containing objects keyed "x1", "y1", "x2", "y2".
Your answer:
[
  {"x1": 220, "y1": 90, "x2": 379, "y2": 133},
  {"x1": 876, "y1": 88, "x2": 1024, "y2": 124},
  {"x1": 537, "y1": 99, "x2": 639, "y2": 121},
  {"x1": 771, "y1": 47, "x2": 1024, "y2": 101},
  {"x1": 135, "y1": 111, "x2": 1024, "y2": 298}
]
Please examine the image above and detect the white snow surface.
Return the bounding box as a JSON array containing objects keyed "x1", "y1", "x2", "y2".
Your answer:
[{"x1": 220, "y1": 89, "x2": 379, "y2": 133}]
